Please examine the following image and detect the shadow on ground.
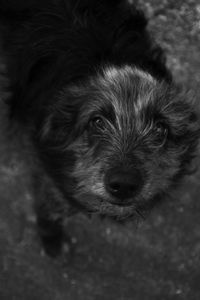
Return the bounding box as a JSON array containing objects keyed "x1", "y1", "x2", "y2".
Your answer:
[{"x1": 0, "y1": 1, "x2": 200, "y2": 299}]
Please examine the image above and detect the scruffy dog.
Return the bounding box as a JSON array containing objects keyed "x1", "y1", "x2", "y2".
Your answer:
[{"x1": 1, "y1": 0, "x2": 199, "y2": 256}]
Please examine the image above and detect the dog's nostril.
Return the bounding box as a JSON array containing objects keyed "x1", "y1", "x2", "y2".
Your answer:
[
  {"x1": 130, "y1": 185, "x2": 136, "y2": 192},
  {"x1": 109, "y1": 182, "x2": 120, "y2": 192}
]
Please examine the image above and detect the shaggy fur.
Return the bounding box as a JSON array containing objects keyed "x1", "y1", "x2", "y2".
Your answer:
[{"x1": 1, "y1": 0, "x2": 199, "y2": 256}]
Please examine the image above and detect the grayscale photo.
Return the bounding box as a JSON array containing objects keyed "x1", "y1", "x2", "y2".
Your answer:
[{"x1": 0, "y1": 0, "x2": 199, "y2": 299}]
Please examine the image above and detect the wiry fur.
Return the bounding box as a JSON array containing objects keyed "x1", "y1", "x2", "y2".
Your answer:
[{"x1": 1, "y1": 0, "x2": 199, "y2": 255}]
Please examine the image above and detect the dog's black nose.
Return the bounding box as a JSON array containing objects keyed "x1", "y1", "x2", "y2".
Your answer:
[{"x1": 105, "y1": 169, "x2": 143, "y2": 201}]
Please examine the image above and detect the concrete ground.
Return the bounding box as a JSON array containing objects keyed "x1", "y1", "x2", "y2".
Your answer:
[{"x1": 0, "y1": 1, "x2": 200, "y2": 299}]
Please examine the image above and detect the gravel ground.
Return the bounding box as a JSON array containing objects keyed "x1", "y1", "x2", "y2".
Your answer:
[{"x1": 0, "y1": 1, "x2": 200, "y2": 299}]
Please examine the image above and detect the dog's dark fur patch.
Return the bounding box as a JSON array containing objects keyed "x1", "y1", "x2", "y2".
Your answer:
[{"x1": 1, "y1": 0, "x2": 199, "y2": 255}]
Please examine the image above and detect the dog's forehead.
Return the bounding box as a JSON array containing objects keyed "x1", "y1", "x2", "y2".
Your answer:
[
  {"x1": 103, "y1": 66, "x2": 156, "y2": 86},
  {"x1": 96, "y1": 66, "x2": 159, "y2": 121},
  {"x1": 68, "y1": 65, "x2": 171, "y2": 128}
]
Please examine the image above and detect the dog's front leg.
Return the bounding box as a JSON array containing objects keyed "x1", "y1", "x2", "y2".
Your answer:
[{"x1": 33, "y1": 172, "x2": 67, "y2": 257}]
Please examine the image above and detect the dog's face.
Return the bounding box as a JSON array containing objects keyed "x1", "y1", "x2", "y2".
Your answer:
[{"x1": 39, "y1": 66, "x2": 199, "y2": 219}]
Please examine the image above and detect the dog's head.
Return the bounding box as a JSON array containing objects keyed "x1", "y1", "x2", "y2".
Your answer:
[{"x1": 38, "y1": 66, "x2": 200, "y2": 219}]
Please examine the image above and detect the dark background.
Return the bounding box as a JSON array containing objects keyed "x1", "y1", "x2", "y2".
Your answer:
[{"x1": 0, "y1": 0, "x2": 200, "y2": 299}]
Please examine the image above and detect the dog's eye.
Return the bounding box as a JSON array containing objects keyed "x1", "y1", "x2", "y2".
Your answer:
[
  {"x1": 154, "y1": 122, "x2": 168, "y2": 144},
  {"x1": 89, "y1": 116, "x2": 106, "y2": 132}
]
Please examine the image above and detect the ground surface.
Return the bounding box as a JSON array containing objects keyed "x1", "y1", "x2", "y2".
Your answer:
[{"x1": 0, "y1": 1, "x2": 200, "y2": 299}]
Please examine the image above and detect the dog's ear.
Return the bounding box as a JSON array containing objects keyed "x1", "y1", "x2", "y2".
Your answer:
[
  {"x1": 0, "y1": 0, "x2": 52, "y2": 13},
  {"x1": 110, "y1": 5, "x2": 172, "y2": 82},
  {"x1": 8, "y1": 53, "x2": 59, "y2": 122},
  {"x1": 38, "y1": 92, "x2": 82, "y2": 147}
]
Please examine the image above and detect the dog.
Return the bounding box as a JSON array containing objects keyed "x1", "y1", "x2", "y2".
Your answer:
[{"x1": 0, "y1": 0, "x2": 199, "y2": 256}]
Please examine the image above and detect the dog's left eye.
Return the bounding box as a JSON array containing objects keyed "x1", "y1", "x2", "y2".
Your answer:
[
  {"x1": 154, "y1": 122, "x2": 168, "y2": 144},
  {"x1": 89, "y1": 116, "x2": 106, "y2": 132}
]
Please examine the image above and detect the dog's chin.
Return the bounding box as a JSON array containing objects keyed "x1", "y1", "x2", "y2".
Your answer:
[{"x1": 73, "y1": 192, "x2": 138, "y2": 220}]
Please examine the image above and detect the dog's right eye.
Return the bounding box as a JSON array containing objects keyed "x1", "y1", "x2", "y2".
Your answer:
[{"x1": 89, "y1": 116, "x2": 106, "y2": 132}]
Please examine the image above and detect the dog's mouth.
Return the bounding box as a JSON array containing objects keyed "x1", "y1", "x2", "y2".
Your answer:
[
  {"x1": 106, "y1": 198, "x2": 134, "y2": 207},
  {"x1": 98, "y1": 200, "x2": 138, "y2": 220},
  {"x1": 73, "y1": 192, "x2": 138, "y2": 219}
]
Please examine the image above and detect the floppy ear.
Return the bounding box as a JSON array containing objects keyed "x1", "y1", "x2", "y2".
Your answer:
[
  {"x1": 8, "y1": 53, "x2": 58, "y2": 121},
  {"x1": 0, "y1": 0, "x2": 44, "y2": 11},
  {"x1": 38, "y1": 90, "x2": 82, "y2": 148},
  {"x1": 110, "y1": 4, "x2": 172, "y2": 82}
]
